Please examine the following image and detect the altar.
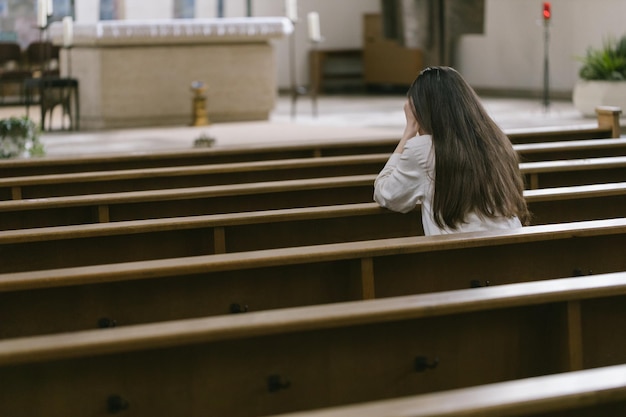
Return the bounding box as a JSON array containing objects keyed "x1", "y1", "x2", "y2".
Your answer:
[{"x1": 49, "y1": 18, "x2": 293, "y2": 130}]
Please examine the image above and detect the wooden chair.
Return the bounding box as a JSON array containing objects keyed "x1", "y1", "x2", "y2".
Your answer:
[
  {"x1": 24, "y1": 76, "x2": 79, "y2": 131},
  {"x1": 24, "y1": 41, "x2": 59, "y2": 78},
  {"x1": 22, "y1": 41, "x2": 80, "y2": 131}
]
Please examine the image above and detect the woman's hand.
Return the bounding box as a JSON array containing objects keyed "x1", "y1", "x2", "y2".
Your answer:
[
  {"x1": 395, "y1": 100, "x2": 420, "y2": 153},
  {"x1": 402, "y1": 100, "x2": 420, "y2": 140}
]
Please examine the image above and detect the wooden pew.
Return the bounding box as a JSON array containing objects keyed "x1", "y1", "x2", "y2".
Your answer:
[
  {"x1": 506, "y1": 106, "x2": 622, "y2": 144},
  {"x1": 0, "y1": 106, "x2": 621, "y2": 178},
  {"x1": 1, "y1": 218, "x2": 624, "y2": 338},
  {"x1": 0, "y1": 182, "x2": 624, "y2": 273},
  {"x1": 1, "y1": 156, "x2": 626, "y2": 230},
  {"x1": 0, "y1": 153, "x2": 386, "y2": 200},
  {"x1": 2, "y1": 140, "x2": 626, "y2": 200},
  {"x1": 264, "y1": 365, "x2": 626, "y2": 417},
  {"x1": 521, "y1": 156, "x2": 626, "y2": 189},
  {"x1": 517, "y1": 137, "x2": 626, "y2": 162},
  {"x1": 0, "y1": 272, "x2": 625, "y2": 416}
]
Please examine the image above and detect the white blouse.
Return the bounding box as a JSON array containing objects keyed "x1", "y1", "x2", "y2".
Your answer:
[{"x1": 374, "y1": 134, "x2": 522, "y2": 236}]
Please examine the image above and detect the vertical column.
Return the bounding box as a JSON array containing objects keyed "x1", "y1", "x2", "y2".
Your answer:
[
  {"x1": 566, "y1": 300, "x2": 583, "y2": 371},
  {"x1": 596, "y1": 106, "x2": 623, "y2": 138}
]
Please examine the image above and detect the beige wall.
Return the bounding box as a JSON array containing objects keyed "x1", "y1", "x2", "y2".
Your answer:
[
  {"x1": 73, "y1": 0, "x2": 626, "y2": 95},
  {"x1": 459, "y1": 0, "x2": 626, "y2": 95}
]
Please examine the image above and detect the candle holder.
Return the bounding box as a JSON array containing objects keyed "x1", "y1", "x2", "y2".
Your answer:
[
  {"x1": 288, "y1": 18, "x2": 306, "y2": 119},
  {"x1": 308, "y1": 38, "x2": 323, "y2": 118},
  {"x1": 64, "y1": 45, "x2": 72, "y2": 78},
  {"x1": 542, "y1": 3, "x2": 551, "y2": 112},
  {"x1": 36, "y1": 24, "x2": 53, "y2": 79},
  {"x1": 288, "y1": 24, "x2": 323, "y2": 118}
]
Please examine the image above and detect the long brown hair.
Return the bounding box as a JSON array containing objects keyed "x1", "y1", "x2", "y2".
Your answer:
[{"x1": 408, "y1": 66, "x2": 530, "y2": 229}]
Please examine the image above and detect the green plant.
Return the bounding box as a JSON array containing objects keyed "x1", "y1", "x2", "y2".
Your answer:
[
  {"x1": 0, "y1": 116, "x2": 45, "y2": 158},
  {"x1": 578, "y1": 35, "x2": 626, "y2": 81}
]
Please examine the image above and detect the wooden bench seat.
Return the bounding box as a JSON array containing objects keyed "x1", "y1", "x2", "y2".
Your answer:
[
  {"x1": 0, "y1": 182, "x2": 624, "y2": 273},
  {"x1": 264, "y1": 364, "x2": 626, "y2": 417},
  {"x1": 1, "y1": 156, "x2": 625, "y2": 230},
  {"x1": 0, "y1": 106, "x2": 620, "y2": 178},
  {"x1": 1, "y1": 218, "x2": 624, "y2": 338},
  {"x1": 0, "y1": 272, "x2": 624, "y2": 416},
  {"x1": 2, "y1": 140, "x2": 626, "y2": 200}
]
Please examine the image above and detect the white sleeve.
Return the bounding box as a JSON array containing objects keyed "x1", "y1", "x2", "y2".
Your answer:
[{"x1": 373, "y1": 136, "x2": 432, "y2": 213}]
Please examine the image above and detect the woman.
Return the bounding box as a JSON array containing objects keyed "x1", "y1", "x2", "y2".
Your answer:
[{"x1": 374, "y1": 66, "x2": 529, "y2": 235}]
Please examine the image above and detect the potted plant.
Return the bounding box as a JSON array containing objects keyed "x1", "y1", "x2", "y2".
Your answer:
[
  {"x1": 572, "y1": 34, "x2": 626, "y2": 117},
  {"x1": 0, "y1": 116, "x2": 45, "y2": 158}
]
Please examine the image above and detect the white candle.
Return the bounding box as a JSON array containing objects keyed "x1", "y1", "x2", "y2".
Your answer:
[
  {"x1": 307, "y1": 12, "x2": 321, "y2": 42},
  {"x1": 37, "y1": 0, "x2": 48, "y2": 28},
  {"x1": 285, "y1": 0, "x2": 298, "y2": 22},
  {"x1": 62, "y1": 16, "x2": 73, "y2": 48},
  {"x1": 47, "y1": 0, "x2": 53, "y2": 16}
]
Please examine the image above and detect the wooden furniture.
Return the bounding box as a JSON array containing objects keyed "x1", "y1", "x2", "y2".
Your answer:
[
  {"x1": 24, "y1": 41, "x2": 59, "y2": 77},
  {"x1": 1, "y1": 217, "x2": 624, "y2": 338},
  {"x1": 0, "y1": 182, "x2": 624, "y2": 274},
  {"x1": 0, "y1": 42, "x2": 30, "y2": 104},
  {"x1": 363, "y1": 13, "x2": 423, "y2": 86},
  {"x1": 24, "y1": 77, "x2": 79, "y2": 131},
  {"x1": 0, "y1": 106, "x2": 621, "y2": 178},
  {"x1": 1, "y1": 147, "x2": 626, "y2": 200},
  {"x1": 0, "y1": 156, "x2": 625, "y2": 230},
  {"x1": 309, "y1": 48, "x2": 363, "y2": 94},
  {"x1": 520, "y1": 156, "x2": 626, "y2": 189},
  {"x1": 0, "y1": 271, "x2": 624, "y2": 416},
  {"x1": 264, "y1": 364, "x2": 626, "y2": 417},
  {"x1": 516, "y1": 137, "x2": 626, "y2": 162}
]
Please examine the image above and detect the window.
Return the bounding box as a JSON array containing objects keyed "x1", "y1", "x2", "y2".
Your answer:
[{"x1": 174, "y1": 0, "x2": 195, "y2": 19}]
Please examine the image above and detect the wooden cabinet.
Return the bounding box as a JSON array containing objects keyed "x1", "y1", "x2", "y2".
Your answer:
[
  {"x1": 309, "y1": 49, "x2": 363, "y2": 93},
  {"x1": 363, "y1": 13, "x2": 423, "y2": 86}
]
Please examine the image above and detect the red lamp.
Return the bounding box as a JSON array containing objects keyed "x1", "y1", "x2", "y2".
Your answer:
[{"x1": 543, "y1": 2, "x2": 551, "y2": 20}]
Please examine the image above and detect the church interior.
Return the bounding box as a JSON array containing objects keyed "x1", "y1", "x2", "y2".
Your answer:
[{"x1": 0, "y1": 0, "x2": 625, "y2": 416}]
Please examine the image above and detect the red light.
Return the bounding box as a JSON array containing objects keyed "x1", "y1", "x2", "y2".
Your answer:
[{"x1": 543, "y1": 2, "x2": 551, "y2": 20}]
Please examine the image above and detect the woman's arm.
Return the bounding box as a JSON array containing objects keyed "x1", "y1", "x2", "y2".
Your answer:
[{"x1": 374, "y1": 102, "x2": 430, "y2": 213}]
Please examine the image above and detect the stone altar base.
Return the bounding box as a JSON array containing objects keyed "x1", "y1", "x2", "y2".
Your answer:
[{"x1": 50, "y1": 18, "x2": 292, "y2": 130}]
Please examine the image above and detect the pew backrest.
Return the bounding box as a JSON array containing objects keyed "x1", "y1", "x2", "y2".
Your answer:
[
  {"x1": 264, "y1": 364, "x2": 626, "y2": 417},
  {"x1": 3, "y1": 139, "x2": 626, "y2": 200},
  {"x1": 0, "y1": 182, "x2": 624, "y2": 273},
  {"x1": 0, "y1": 155, "x2": 625, "y2": 230},
  {"x1": 1, "y1": 271, "x2": 625, "y2": 417},
  {"x1": 1, "y1": 218, "x2": 624, "y2": 338},
  {"x1": 1, "y1": 271, "x2": 625, "y2": 366}
]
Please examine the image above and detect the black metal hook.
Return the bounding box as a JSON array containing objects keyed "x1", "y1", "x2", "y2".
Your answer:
[
  {"x1": 229, "y1": 303, "x2": 249, "y2": 314},
  {"x1": 572, "y1": 268, "x2": 593, "y2": 277},
  {"x1": 107, "y1": 395, "x2": 129, "y2": 414},
  {"x1": 267, "y1": 374, "x2": 291, "y2": 392},
  {"x1": 97, "y1": 317, "x2": 117, "y2": 329},
  {"x1": 414, "y1": 356, "x2": 439, "y2": 372}
]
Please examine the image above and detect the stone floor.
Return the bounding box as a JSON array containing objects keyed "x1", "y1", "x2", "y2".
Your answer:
[{"x1": 1, "y1": 93, "x2": 624, "y2": 157}]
